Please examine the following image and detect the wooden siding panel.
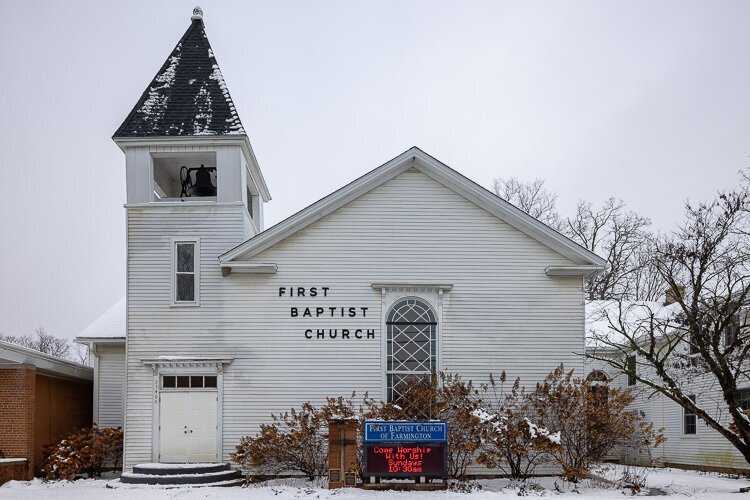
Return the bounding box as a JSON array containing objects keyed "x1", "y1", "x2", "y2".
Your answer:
[{"x1": 96, "y1": 345, "x2": 126, "y2": 428}]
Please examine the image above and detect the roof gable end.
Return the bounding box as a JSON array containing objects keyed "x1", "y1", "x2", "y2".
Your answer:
[{"x1": 220, "y1": 147, "x2": 606, "y2": 269}]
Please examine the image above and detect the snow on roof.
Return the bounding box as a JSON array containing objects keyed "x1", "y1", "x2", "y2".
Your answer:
[
  {"x1": 586, "y1": 299, "x2": 682, "y2": 349},
  {"x1": 113, "y1": 14, "x2": 245, "y2": 138},
  {"x1": 77, "y1": 297, "x2": 126, "y2": 340}
]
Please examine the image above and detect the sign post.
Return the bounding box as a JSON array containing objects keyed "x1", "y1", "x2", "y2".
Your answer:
[{"x1": 363, "y1": 421, "x2": 448, "y2": 485}]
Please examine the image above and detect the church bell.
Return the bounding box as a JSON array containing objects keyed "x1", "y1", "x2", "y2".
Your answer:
[{"x1": 180, "y1": 164, "x2": 217, "y2": 197}]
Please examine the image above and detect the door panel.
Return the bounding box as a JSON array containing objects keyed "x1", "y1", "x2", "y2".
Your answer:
[
  {"x1": 159, "y1": 390, "x2": 217, "y2": 463},
  {"x1": 188, "y1": 391, "x2": 217, "y2": 462},
  {"x1": 159, "y1": 392, "x2": 189, "y2": 462}
]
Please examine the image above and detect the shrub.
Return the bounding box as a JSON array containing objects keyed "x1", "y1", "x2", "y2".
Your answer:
[
  {"x1": 476, "y1": 372, "x2": 552, "y2": 479},
  {"x1": 231, "y1": 402, "x2": 328, "y2": 480},
  {"x1": 232, "y1": 374, "x2": 487, "y2": 482},
  {"x1": 528, "y1": 365, "x2": 664, "y2": 482},
  {"x1": 40, "y1": 426, "x2": 123, "y2": 480}
]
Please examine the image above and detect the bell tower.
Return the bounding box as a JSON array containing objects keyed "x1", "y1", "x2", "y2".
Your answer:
[
  {"x1": 113, "y1": 6, "x2": 271, "y2": 469},
  {"x1": 113, "y1": 6, "x2": 269, "y2": 221},
  {"x1": 113, "y1": 4, "x2": 271, "y2": 305}
]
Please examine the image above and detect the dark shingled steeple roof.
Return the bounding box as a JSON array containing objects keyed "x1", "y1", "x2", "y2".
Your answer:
[{"x1": 114, "y1": 13, "x2": 245, "y2": 138}]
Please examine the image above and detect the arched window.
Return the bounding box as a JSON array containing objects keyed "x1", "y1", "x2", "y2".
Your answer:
[
  {"x1": 386, "y1": 298, "x2": 437, "y2": 402},
  {"x1": 587, "y1": 370, "x2": 610, "y2": 406}
]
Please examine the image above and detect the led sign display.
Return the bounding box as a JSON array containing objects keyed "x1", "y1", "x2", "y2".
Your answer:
[{"x1": 363, "y1": 421, "x2": 447, "y2": 478}]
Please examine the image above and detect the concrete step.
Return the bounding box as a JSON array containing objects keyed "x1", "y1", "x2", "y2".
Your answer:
[
  {"x1": 133, "y1": 462, "x2": 230, "y2": 476},
  {"x1": 120, "y1": 463, "x2": 242, "y2": 485},
  {"x1": 107, "y1": 477, "x2": 244, "y2": 489}
]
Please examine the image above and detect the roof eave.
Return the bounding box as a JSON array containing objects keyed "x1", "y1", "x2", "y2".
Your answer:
[
  {"x1": 74, "y1": 337, "x2": 126, "y2": 345},
  {"x1": 546, "y1": 265, "x2": 606, "y2": 277},
  {"x1": 0, "y1": 341, "x2": 93, "y2": 382}
]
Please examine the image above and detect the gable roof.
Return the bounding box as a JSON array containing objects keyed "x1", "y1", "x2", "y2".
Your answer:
[
  {"x1": 586, "y1": 299, "x2": 682, "y2": 349},
  {"x1": 75, "y1": 297, "x2": 126, "y2": 342},
  {"x1": 220, "y1": 147, "x2": 607, "y2": 273},
  {"x1": 113, "y1": 13, "x2": 244, "y2": 138}
]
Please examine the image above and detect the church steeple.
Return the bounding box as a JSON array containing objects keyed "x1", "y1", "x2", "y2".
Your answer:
[{"x1": 113, "y1": 6, "x2": 245, "y2": 138}]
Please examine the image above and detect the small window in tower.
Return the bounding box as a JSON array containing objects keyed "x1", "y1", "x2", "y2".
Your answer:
[
  {"x1": 246, "y1": 186, "x2": 254, "y2": 221},
  {"x1": 151, "y1": 153, "x2": 217, "y2": 201},
  {"x1": 172, "y1": 240, "x2": 200, "y2": 305}
]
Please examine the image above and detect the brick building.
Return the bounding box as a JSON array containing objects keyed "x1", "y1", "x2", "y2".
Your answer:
[{"x1": 0, "y1": 340, "x2": 92, "y2": 482}]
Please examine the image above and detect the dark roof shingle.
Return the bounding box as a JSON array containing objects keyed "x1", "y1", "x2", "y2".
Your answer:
[{"x1": 113, "y1": 17, "x2": 245, "y2": 137}]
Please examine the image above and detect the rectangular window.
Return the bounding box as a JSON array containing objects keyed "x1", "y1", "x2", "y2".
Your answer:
[
  {"x1": 684, "y1": 395, "x2": 697, "y2": 434},
  {"x1": 724, "y1": 305, "x2": 741, "y2": 347},
  {"x1": 173, "y1": 240, "x2": 199, "y2": 305},
  {"x1": 689, "y1": 332, "x2": 700, "y2": 355},
  {"x1": 161, "y1": 375, "x2": 217, "y2": 389},
  {"x1": 626, "y1": 355, "x2": 636, "y2": 386},
  {"x1": 737, "y1": 388, "x2": 750, "y2": 411}
]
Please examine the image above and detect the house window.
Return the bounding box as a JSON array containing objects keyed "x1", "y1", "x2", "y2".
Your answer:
[
  {"x1": 386, "y1": 298, "x2": 437, "y2": 403},
  {"x1": 684, "y1": 395, "x2": 697, "y2": 434},
  {"x1": 689, "y1": 332, "x2": 700, "y2": 355},
  {"x1": 737, "y1": 388, "x2": 750, "y2": 411},
  {"x1": 173, "y1": 240, "x2": 199, "y2": 305},
  {"x1": 587, "y1": 370, "x2": 609, "y2": 406},
  {"x1": 724, "y1": 305, "x2": 741, "y2": 347},
  {"x1": 626, "y1": 355, "x2": 636, "y2": 386}
]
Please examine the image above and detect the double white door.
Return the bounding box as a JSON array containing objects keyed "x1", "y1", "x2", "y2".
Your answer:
[{"x1": 160, "y1": 391, "x2": 217, "y2": 463}]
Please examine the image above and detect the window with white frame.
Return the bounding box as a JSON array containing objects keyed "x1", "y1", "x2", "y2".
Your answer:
[
  {"x1": 386, "y1": 297, "x2": 437, "y2": 403},
  {"x1": 173, "y1": 241, "x2": 199, "y2": 304},
  {"x1": 684, "y1": 395, "x2": 697, "y2": 435}
]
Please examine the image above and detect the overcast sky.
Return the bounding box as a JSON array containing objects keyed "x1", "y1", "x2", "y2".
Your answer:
[{"x1": 0, "y1": 1, "x2": 748, "y2": 340}]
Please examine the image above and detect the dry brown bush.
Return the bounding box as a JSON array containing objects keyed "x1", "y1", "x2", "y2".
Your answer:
[
  {"x1": 528, "y1": 365, "x2": 664, "y2": 481},
  {"x1": 40, "y1": 426, "x2": 123, "y2": 480}
]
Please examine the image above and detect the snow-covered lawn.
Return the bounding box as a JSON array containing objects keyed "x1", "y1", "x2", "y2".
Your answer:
[{"x1": 1, "y1": 466, "x2": 748, "y2": 499}]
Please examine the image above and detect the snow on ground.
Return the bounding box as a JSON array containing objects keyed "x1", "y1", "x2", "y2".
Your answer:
[{"x1": 1, "y1": 466, "x2": 748, "y2": 499}]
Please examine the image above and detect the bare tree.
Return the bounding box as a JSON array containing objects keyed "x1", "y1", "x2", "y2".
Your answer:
[
  {"x1": 492, "y1": 177, "x2": 563, "y2": 230},
  {"x1": 586, "y1": 177, "x2": 750, "y2": 465},
  {"x1": 72, "y1": 342, "x2": 90, "y2": 365},
  {"x1": 629, "y1": 238, "x2": 667, "y2": 302},
  {"x1": 564, "y1": 198, "x2": 652, "y2": 300},
  {"x1": 0, "y1": 327, "x2": 72, "y2": 360}
]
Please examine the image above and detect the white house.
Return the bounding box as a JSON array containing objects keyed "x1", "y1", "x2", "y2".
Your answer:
[
  {"x1": 586, "y1": 298, "x2": 750, "y2": 472},
  {"x1": 87, "y1": 8, "x2": 606, "y2": 479}
]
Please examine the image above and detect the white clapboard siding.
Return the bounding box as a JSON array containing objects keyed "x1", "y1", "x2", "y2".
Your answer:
[
  {"x1": 124, "y1": 169, "x2": 586, "y2": 470},
  {"x1": 96, "y1": 345, "x2": 126, "y2": 428},
  {"x1": 600, "y1": 358, "x2": 750, "y2": 470}
]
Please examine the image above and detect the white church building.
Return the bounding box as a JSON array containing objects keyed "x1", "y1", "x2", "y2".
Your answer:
[
  {"x1": 77, "y1": 6, "x2": 750, "y2": 479},
  {"x1": 75, "y1": 8, "x2": 607, "y2": 477}
]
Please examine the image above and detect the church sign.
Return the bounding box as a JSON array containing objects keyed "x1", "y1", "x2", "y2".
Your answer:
[
  {"x1": 279, "y1": 286, "x2": 376, "y2": 340},
  {"x1": 363, "y1": 421, "x2": 448, "y2": 478}
]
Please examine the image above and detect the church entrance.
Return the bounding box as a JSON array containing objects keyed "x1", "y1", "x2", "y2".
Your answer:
[{"x1": 159, "y1": 375, "x2": 218, "y2": 463}]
